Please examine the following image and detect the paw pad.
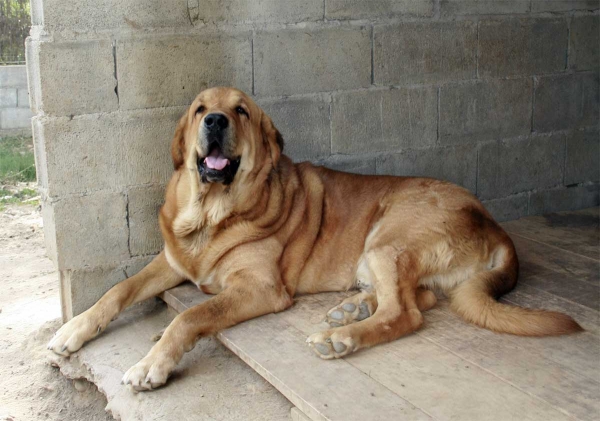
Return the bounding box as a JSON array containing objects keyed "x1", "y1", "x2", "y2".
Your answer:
[
  {"x1": 326, "y1": 300, "x2": 372, "y2": 327},
  {"x1": 306, "y1": 331, "x2": 356, "y2": 360}
]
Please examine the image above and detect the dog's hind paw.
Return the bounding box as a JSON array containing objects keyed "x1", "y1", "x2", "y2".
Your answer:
[
  {"x1": 306, "y1": 330, "x2": 356, "y2": 360},
  {"x1": 326, "y1": 294, "x2": 375, "y2": 327}
]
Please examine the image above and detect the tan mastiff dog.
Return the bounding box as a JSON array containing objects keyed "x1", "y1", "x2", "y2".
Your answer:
[{"x1": 48, "y1": 87, "x2": 582, "y2": 391}]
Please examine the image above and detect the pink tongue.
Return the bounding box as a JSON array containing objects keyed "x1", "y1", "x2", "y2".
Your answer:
[{"x1": 204, "y1": 148, "x2": 230, "y2": 171}]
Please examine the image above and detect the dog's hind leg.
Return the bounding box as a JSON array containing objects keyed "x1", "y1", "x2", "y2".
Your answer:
[
  {"x1": 325, "y1": 287, "x2": 436, "y2": 327},
  {"x1": 308, "y1": 246, "x2": 425, "y2": 359}
]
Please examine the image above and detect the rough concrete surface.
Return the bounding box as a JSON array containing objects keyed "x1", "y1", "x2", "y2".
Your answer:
[
  {"x1": 374, "y1": 21, "x2": 477, "y2": 85},
  {"x1": 0, "y1": 200, "x2": 292, "y2": 420}
]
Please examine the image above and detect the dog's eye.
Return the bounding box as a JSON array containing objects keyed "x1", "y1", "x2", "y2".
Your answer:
[
  {"x1": 235, "y1": 106, "x2": 248, "y2": 117},
  {"x1": 196, "y1": 105, "x2": 205, "y2": 115}
]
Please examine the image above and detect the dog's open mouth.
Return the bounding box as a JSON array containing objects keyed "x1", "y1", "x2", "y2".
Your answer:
[{"x1": 198, "y1": 146, "x2": 241, "y2": 185}]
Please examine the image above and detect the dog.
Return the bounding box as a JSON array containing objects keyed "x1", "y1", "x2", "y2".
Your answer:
[{"x1": 48, "y1": 87, "x2": 582, "y2": 391}]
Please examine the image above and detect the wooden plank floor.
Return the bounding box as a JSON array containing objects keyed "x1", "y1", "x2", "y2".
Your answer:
[{"x1": 162, "y1": 208, "x2": 600, "y2": 421}]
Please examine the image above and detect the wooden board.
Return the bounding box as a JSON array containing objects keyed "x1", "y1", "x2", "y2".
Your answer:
[
  {"x1": 510, "y1": 235, "x2": 599, "y2": 287},
  {"x1": 163, "y1": 285, "x2": 587, "y2": 421},
  {"x1": 162, "y1": 284, "x2": 432, "y2": 421},
  {"x1": 160, "y1": 208, "x2": 600, "y2": 421},
  {"x1": 502, "y1": 208, "x2": 599, "y2": 261}
]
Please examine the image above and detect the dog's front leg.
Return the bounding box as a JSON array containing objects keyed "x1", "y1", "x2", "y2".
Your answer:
[
  {"x1": 122, "y1": 276, "x2": 292, "y2": 391},
  {"x1": 48, "y1": 251, "x2": 185, "y2": 356}
]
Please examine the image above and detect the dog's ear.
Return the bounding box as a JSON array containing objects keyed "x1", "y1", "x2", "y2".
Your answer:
[
  {"x1": 260, "y1": 112, "x2": 284, "y2": 167},
  {"x1": 171, "y1": 113, "x2": 188, "y2": 170}
]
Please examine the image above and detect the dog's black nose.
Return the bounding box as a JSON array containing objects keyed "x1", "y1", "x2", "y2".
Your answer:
[{"x1": 204, "y1": 113, "x2": 229, "y2": 131}]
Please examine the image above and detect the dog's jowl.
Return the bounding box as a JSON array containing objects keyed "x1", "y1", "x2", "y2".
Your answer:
[{"x1": 48, "y1": 87, "x2": 582, "y2": 392}]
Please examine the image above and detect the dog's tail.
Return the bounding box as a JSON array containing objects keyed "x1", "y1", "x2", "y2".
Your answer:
[{"x1": 449, "y1": 242, "x2": 583, "y2": 336}]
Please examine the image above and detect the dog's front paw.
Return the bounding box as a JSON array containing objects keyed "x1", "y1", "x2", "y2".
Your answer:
[
  {"x1": 122, "y1": 353, "x2": 176, "y2": 392},
  {"x1": 47, "y1": 311, "x2": 102, "y2": 356}
]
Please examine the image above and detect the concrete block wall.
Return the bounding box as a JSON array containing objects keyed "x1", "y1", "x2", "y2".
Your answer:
[
  {"x1": 27, "y1": 0, "x2": 599, "y2": 319},
  {"x1": 0, "y1": 66, "x2": 33, "y2": 132}
]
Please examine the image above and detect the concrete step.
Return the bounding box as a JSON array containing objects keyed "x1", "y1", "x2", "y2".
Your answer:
[{"x1": 51, "y1": 299, "x2": 293, "y2": 421}]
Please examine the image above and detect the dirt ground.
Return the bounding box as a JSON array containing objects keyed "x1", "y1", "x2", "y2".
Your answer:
[{"x1": 0, "y1": 200, "x2": 113, "y2": 421}]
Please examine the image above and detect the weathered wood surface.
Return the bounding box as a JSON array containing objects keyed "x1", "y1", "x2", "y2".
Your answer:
[
  {"x1": 502, "y1": 208, "x2": 599, "y2": 261},
  {"x1": 162, "y1": 207, "x2": 600, "y2": 421},
  {"x1": 162, "y1": 284, "x2": 432, "y2": 421}
]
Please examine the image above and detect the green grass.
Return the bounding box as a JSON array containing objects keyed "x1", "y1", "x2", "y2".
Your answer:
[{"x1": 0, "y1": 135, "x2": 36, "y2": 184}]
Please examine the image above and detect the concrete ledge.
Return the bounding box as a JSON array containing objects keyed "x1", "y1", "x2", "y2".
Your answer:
[{"x1": 51, "y1": 299, "x2": 292, "y2": 420}]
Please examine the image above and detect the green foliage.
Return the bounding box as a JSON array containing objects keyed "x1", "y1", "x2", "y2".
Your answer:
[
  {"x1": 0, "y1": 0, "x2": 31, "y2": 64},
  {"x1": 0, "y1": 135, "x2": 36, "y2": 183}
]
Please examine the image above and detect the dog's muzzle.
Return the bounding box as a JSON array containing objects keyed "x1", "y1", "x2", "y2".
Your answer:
[{"x1": 197, "y1": 113, "x2": 241, "y2": 184}]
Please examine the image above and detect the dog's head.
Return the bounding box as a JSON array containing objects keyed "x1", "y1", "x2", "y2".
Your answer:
[{"x1": 171, "y1": 87, "x2": 284, "y2": 185}]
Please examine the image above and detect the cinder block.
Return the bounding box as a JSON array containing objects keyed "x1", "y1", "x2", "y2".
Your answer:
[
  {"x1": 479, "y1": 18, "x2": 567, "y2": 78},
  {"x1": 192, "y1": 0, "x2": 323, "y2": 23},
  {"x1": 331, "y1": 87, "x2": 437, "y2": 154},
  {"x1": 570, "y1": 16, "x2": 600, "y2": 71},
  {"x1": 0, "y1": 108, "x2": 33, "y2": 129},
  {"x1": 441, "y1": 0, "x2": 530, "y2": 15},
  {"x1": 326, "y1": 0, "x2": 433, "y2": 19},
  {"x1": 318, "y1": 155, "x2": 377, "y2": 175},
  {"x1": 117, "y1": 34, "x2": 252, "y2": 110},
  {"x1": 35, "y1": 107, "x2": 183, "y2": 197},
  {"x1": 529, "y1": 184, "x2": 599, "y2": 215},
  {"x1": 440, "y1": 78, "x2": 533, "y2": 144},
  {"x1": 124, "y1": 255, "x2": 157, "y2": 278},
  {"x1": 0, "y1": 88, "x2": 17, "y2": 107},
  {"x1": 37, "y1": 39, "x2": 118, "y2": 116},
  {"x1": 17, "y1": 88, "x2": 30, "y2": 108},
  {"x1": 478, "y1": 135, "x2": 565, "y2": 200},
  {"x1": 41, "y1": 0, "x2": 190, "y2": 33},
  {"x1": 376, "y1": 145, "x2": 477, "y2": 193},
  {"x1": 565, "y1": 130, "x2": 600, "y2": 185},
  {"x1": 47, "y1": 191, "x2": 130, "y2": 270},
  {"x1": 534, "y1": 73, "x2": 599, "y2": 132},
  {"x1": 128, "y1": 185, "x2": 165, "y2": 257},
  {"x1": 63, "y1": 264, "x2": 127, "y2": 319},
  {"x1": 531, "y1": 0, "x2": 599, "y2": 12},
  {"x1": 254, "y1": 27, "x2": 371, "y2": 97},
  {"x1": 482, "y1": 195, "x2": 529, "y2": 222},
  {"x1": 258, "y1": 96, "x2": 331, "y2": 162},
  {"x1": 374, "y1": 21, "x2": 477, "y2": 85},
  {"x1": 0, "y1": 65, "x2": 27, "y2": 88}
]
